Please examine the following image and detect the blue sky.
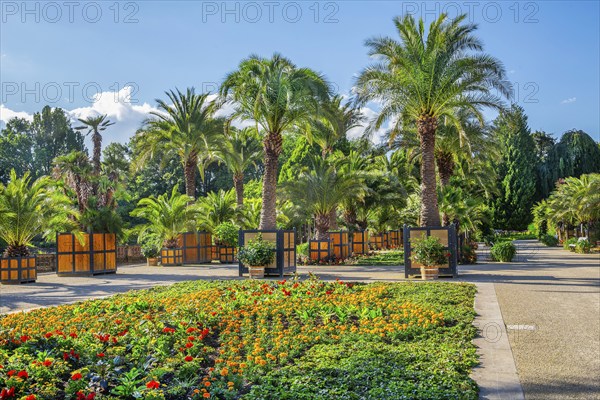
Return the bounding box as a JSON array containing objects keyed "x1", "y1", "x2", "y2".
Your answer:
[{"x1": 1, "y1": 0, "x2": 599, "y2": 144}]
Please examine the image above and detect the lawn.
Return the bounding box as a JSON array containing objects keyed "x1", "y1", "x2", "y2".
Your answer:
[
  {"x1": 349, "y1": 250, "x2": 405, "y2": 266},
  {"x1": 0, "y1": 278, "x2": 478, "y2": 400}
]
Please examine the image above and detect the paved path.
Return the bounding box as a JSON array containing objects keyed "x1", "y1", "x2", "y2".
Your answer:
[{"x1": 1, "y1": 241, "x2": 598, "y2": 400}]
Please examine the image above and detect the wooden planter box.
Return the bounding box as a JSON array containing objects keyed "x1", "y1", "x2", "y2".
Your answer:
[
  {"x1": 369, "y1": 233, "x2": 385, "y2": 250},
  {"x1": 1, "y1": 256, "x2": 36, "y2": 284},
  {"x1": 352, "y1": 231, "x2": 369, "y2": 255},
  {"x1": 329, "y1": 230, "x2": 350, "y2": 260},
  {"x1": 218, "y1": 245, "x2": 237, "y2": 264},
  {"x1": 211, "y1": 246, "x2": 219, "y2": 261},
  {"x1": 239, "y1": 230, "x2": 296, "y2": 278},
  {"x1": 179, "y1": 232, "x2": 212, "y2": 264},
  {"x1": 161, "y1": 248, "x2": 183, "y2": 266},
  {"x1": 388, "y1": 230, "x2": 402, "y2": 249},
  {"x1": 309, "y1": 239, "x2": 332, "y2": 262},
  {"x1": 57, "y1": 233, "x2": 117, "y2": 276},
  {"x1": 403, "y1": 225, "x2": 458, "y2": 279}
]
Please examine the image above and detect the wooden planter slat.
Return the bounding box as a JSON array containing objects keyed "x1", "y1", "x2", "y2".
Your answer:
[
  {"x1": 352, "y1": 231, "x2": 369, "y2": 255},
  {"x1": 328, "y1": 230, "x2": 350, "y2": 260},
  {"x1": 403, "y1": 225, "x2": 458, "y2": 279},
  {"x1": 309, "y1": 239, "x2": 331, "y2": 262},
  {"x1": 160, "y1": 248, "x2": 183, "y2": 266},
  {"x1": 179, "y1": 232, "x2": 212, "y2": 264},
  {"x1": 57, "y1": 233, "x2": 117, "y2": 276},
  {"x1": 0, "y1": 256, "x2": 37, "y2": 284},
  {"x1": 218, "y1": 246, "x2": 237, "y2": 263},
  {"x1": 238, "y1": 229, "x2": 296, "y2": 278},
  {"x1": 388, "y1": 230, "x2": 403, "y2": 249},
  {"x1": 369, "y1": 233, "x2": 385, "y2": 250}
]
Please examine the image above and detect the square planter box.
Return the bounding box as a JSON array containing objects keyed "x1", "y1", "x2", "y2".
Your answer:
[
  {"x1": 57, "y1": 233, "x2": 117, "y2": 276},
  {"x1": 179, "y1": 231, "x2": 212, "y2": 264},
  {"x1": 352, "y1": 231, "x2": 369, "y2": 255},
  {"x1": 329, "y1": 230, "x2": 350, "y2": 260},
  {"x1": 0, "y1": 256, "x2": 36, "y2": 284},
  {"x1": 403, "y1": 225, "x2": 458, "y2": 279},
  {"x1": 239, "y1": 229, "x2": 296, "y2": 278},
  {"x1": 218, "y1": 245, "x2": 237, "y2": 264},
  {"x1": 309, "y1": 239, "x2": 332, "y2": 263},
  {"x1": 161, "y1": 248, "x2": 183, "y2": 266}
]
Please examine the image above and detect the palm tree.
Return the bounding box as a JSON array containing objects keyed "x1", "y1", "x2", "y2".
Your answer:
[
  {"x1": 354, "y1": 13, "x2": 510, "y2": 226},
  {"x1": 75, "y1": 115, "x2": 114, "y2": 176},
  {"x1": 131, "y1": 187, "x2": 197, "y2": 249},
  {"x1": 216, "y1": 127, "x2": 263, "y2": 207},
  {"x1": 220, "y1": 53, "x2": 332, "y2": 229},
  {"x1": 280, "y1": 156, "x2": 366, "y2": 240},
  {"x1": 52, "y1": 151, "x2": 93, "y2": 212},
  {"x1": 135, "y1": 88, "x2": 222, "y2": 199},
  {"x1": 0, "y1": 170, "x2": 79, "y2": 257},
  {"x1": 196, "y1": 189, "x2": 238, "y2": 233}
]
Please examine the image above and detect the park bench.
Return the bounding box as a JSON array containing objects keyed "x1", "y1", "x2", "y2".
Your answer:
[{"x1": 569, "y1": 237, "x2": 588, "y2": 250}]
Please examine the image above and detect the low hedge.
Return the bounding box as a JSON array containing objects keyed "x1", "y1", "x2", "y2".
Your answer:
[
  {"x1": 539, "y1": 234, "x2": 558, "y2": 247},
  {"x1": 490, "y1": 241, "x2": 516, "y2": 262}
]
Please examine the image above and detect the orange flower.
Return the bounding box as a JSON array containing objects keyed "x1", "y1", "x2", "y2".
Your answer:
[{"x1": 203, "y1": 393, "x2": 211, "y2": 398}]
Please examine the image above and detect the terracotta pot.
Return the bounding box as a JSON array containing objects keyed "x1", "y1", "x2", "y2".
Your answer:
[
  {"x1": 248, "y1": 265, "x2": 265, "y2": 279},
  {"x1": 147, "y1": 258, "x2": 158, "y2": 267},
  {"x1": 420, "y1": 265, "x2": 440, "y2": 280}
]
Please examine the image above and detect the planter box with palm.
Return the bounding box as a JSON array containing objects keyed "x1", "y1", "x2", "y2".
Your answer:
[
  {"x1": 237, "y1": 234, "x2": 276, "y2": 279},
  {"x1": 214, "y1": 222, "x2": 239, "y2": 263},
  {"x1": 410, "y1": 236, "x2": 450, "y2": 280},
  {"x1": 131, "y1": 187, "x2": 197, "y2": 267},
  {"x1": 0, "y1": 170, "x2": 80, "y2": 284}
]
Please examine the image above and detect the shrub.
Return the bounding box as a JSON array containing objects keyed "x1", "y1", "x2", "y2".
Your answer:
[
  {"x1": 141, "y1": 243, "x2": 159, "y2": 258},
  {"x1": 539, "y1": 234, "x2": 558, "y2": 247},
  {"x1": 563, "y1": 238, "x2": 578, "y2": 251},
  {"x1": 411, "y1": 236, "x2": 450, "y2": 267},
  {"x1": 459, "y1": 242, "x2": 478, "y2": 264},
  {"x1": 297, "y1": 242, "x2": 309, "y2": 257},
  {"x1": 575, "y1": 239, "x2": 591, "y2": 254},
  {"x1": 214, "y1": 222, "x2": 239, "y2": 247},
  {"x1": 238, "y1": 234, "x2": 275, "y2": 266},
  {"x1": 490, "y1": 241, "x2": 516, "y2": 262}
]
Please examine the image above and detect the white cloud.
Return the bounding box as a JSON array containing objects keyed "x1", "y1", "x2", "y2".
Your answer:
[
  {"x1": 0, "y1": 105, "x2": 34, "y2": 124},
  {"x1": 508, "y1": 69, "x2": 516, "y2": 74},
  {"x1": 561, "y1": 97, "x2": 576, "y2": 104}
]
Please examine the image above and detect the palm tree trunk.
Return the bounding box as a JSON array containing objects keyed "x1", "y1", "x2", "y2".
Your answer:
[
  {"x1": 4, "y1": 244, "x2": 30, "y2": 257},
  {"x1": 436, "y1": 150, "x2": 454, "y2": 187},
  {"x1": 315, "y1": 213, "x2": 330, "y2": 240},
  {"x1": 92, "y1": 131, "x2": 102, "y2": 176},
  {"x1": 184, "y1": 155, "x2": 197, "y2": 200},
  {"x1": 418, "y1": 115, "x2": 441, "y2": 227},
  {"x1": 329, "y1": 208, "x2": 338, "y2": 230},
  {"x1": 259, "y1": 132, "x2": 283, "y2": 230},
  {"x1": 233, "y1": 172, "x2": 244, "y2": 207}
]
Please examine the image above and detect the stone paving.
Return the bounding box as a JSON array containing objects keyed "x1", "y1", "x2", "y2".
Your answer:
[{"x1": 1, "y1": 240, "x2": 599, "y2": 400}]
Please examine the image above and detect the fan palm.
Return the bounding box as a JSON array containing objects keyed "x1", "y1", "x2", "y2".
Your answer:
[
  {"x1": 220, "y1": 53, "x2": 332, "y2": 229},
  {"x1": 52, "y1": 151, "x2": 93, "y2": 212},
  {"x1": 75, "y1": 115, "x2": 114, "y2": 176},
  {"x1": 196, "y1": 189, "x2": 238, "y2": 233},
  {"x1": 135, "y1": 88, "x2": 223, "y2": 199},
  {"x1": 130, "y1": 187, "x2": 197, "y2": 249},
  {"x1": 216, "y1": 127, "x2": 263, "y2": 207},
  {"x1": 354, "y1": 13, "x2": 510, "y2": 226},
  {"x1": 280, "y1": 156, "x2": 366, "y2": 240},
  {"x1": 0, "y1": 170, "x2": 79, "y2": 257}
]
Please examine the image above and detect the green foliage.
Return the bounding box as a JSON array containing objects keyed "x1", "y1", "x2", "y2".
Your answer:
[
  {"x1": 196, "y1": 189, "x2": 238, "y2": 232},
  {"x1": 459, "y1": 242, "x2": 478, "y2": 265},
  {"x1": 575, "y1": 239, "x2": 591, "y2": 254},
  {"x1": 349, "y1": 251, "x2": 404, "y2": 266},
  {"x1": 214, "y1": 221, "x2": 239, "y2": 247},
  {"x1": 546, "y1": 130, "x2": 600, "y2": 189},
  {"x1": 141, "y1": 242, "x2": 160, "y2": 258},
  {"x1": 563, "y1": 237, "x2": 578, "y2": 251},
  {"x1": 410, "y1": 236, "x2": 449, "y2": 267},
  {"x1": 296, "y1": 242, "x2": 309, "y2": 257},
  {"x1": 490, "y1": 241, "x2": 516, "y2": 262},
  {"x1": 491, "y1": 105, "x2": 537, "y2": 230},
  {"x1": 0, "y1": 170, "x2": 80, "y2": 256},
  {"x1": 539, "y1": 234, "x2": 559, "y2": 247},
  {"x1": 237, "y1": 234, "x2": 276, "y2": 266}
]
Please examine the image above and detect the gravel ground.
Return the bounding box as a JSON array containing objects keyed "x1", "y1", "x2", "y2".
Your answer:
[{"x1": 463, "y1": 241, "x2": 600, "y2": 400}]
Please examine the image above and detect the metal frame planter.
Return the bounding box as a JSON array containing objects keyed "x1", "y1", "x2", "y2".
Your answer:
[
  {"x1": 179, "y1": 231, "x2": 212, "y2": 264},
  {"x1": 352, "y1": 231, "x2": 369, "y2": 255},
  {"x1": 388, "y1": 230, "x2": 402, "y2": 249},
  {"x1": 403, "y1": 225, "x2": 458, "y2": 278},
  {"x1": 309, "y1": 239, "x2": 332, "y2": 262},
  {"x1": 0, "y1": 256, "x2": 36, "y2": 284},
  {"x1": 239, "y1": 229, "x2": 296, "y2": 278},
  {"x1": 369, "y1": 233, "x2": 385, "y2": 250},
  {"x1": 56, "y1": 233, "x2": 117, "y2": 276},
  {"x1": 329, "y1": 230, "x2": 350, "y2": 260},
  {"x1": 161, "y1": 248, "x2": 183, "y2": 266},
  {"x1": 218, "y1": 246, "x2": 237, "y2": 264}
]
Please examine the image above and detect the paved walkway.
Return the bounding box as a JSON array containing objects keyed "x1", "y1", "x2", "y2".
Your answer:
[{"x1": 1, "y1": 241, "x2": 598, "y2": 400}]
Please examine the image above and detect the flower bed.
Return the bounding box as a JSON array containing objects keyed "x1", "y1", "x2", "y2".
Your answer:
[{"x1": 0, "y1": 279, "x2": 478, "y2": 399}]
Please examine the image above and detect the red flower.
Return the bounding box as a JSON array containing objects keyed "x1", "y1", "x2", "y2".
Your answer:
[
  {"x1": 69, "y1": 332, "x2": 78, "y2": 338},
  {"x1": 185, "y1": 342, "x2": 193, "y2": 348},
  {"x1": 97, "y1": 353, "x2": 105, "y2": 358},
  {"x1": 44, "y1": 332, "x2": 52, "y2": 339},
  {"x1": 186, "y1": 327, "x2": 196, "y2": 333},
  {"x1": 184, "y1": 356, "x2": 193, "y2": 362},
  {"x1": 20, "y1": 335, "x2": 30, "y2": 342},
  {"x1": 17, "y1": 370, "x2": 28, "y2": 379},
  {"x1": 325, "y1": 290, "x2": 333, "y2": 295},
  {"x1": 162, "y1": 327, "x2": 175, "y2": 334},
  {"x1": 146, "y1": 380, "x2": 160, "y2": 389},
  {"x1": 115, "y1": 319, "x2": 122, "y2": 324},
  {"x1": 71, "y1": 372, "x2": 83, "y2": 380},
  {"x1": 7, "y1": 370, "x2": 16, "y2": 377},
  {"x1": 42, "y1": 359, "x2": 52, "y2": 367},
  {"x1": 25, "y1": 395, "x2": 36, "y2": 400},
  {"x1": 0, "y1": 387, "x2": 15, "y2": 399},
  {"x1": 76, "y1": 392, "x2": 96, "y2": 400}
]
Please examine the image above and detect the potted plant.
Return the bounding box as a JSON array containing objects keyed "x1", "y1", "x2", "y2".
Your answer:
[
  {"x1": 141, "y1": 243, "x2": 160, "y2": 266},
  {"x1": 410, "y1": 236, "x2": 450, "y2": 280},
  {"x1": 214, "y1": 222, "x2": 239, "y2": 263},
  {"x1": 0, "y1": 170, "x2": 80, "y2": 283},
  {"x1": 131, "y1": 187, "x2": 197, "y2": 267},
  {"x1": 237, "y1": 234, "x2": 276, "y2": 279}
]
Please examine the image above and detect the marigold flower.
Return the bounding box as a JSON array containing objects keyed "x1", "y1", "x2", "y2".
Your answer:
[
  {"x1": 203, "y1": 393, "x2": 210, "y2": 398},
  {"x1": 146, "y1": 380, "x2": 160, "y2": 389},
  {"x1": 204, "y1": 381, "x2": 211, "y2": 387}
]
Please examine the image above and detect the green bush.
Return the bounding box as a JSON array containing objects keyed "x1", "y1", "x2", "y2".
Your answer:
[
  {"x1": 539, "y1": 234, "x2": 558, "y2": 247},
  {"x1": 563, "y1": 238, "x2": 578, "y2": 251},
  {"x1": 490, "y1": 241, "x2": 516, "y2": 262},
  {"x1": 575, "y1": 239, "x2": 591, "y2": 254},
  {"x1": 238, "y1": 234, "x2": 275, "y2": 266},
  {"x1": 411, "y1": 236, "x2": 449, "y2": 267},
  {"x1": 214, "y1": 221, "x2": 239, "y2": 247},
  {"x1": 141, "y1": 242, "x2": 159, "y2": 258},
  {"x1": 297, "y1": 242, "x2": 309, "y2": 257}
]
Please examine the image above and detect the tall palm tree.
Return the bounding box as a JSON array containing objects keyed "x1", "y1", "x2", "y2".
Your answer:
[
  {"x1": 0, "y1": 170, "x2": 79, "y2": 257},
  {"x1": 355, "y1": 13, "x2": 510, "y2": 226},
  {"x1": 131, "y1": 187, "x2": 197, "y2": 249},
  {"x1": 280, "y1": 156, "x2": 366, "y2": 240},
  {"x1": 75, "y1": 115, "x2": 114, "y2": 176},
  {"x1": 135, "y1": 88, "x2": 222, "y2": 199},
  {"x1": 52, "y1": 151, "x2": 93, "y2": 213},
  {"x1": 216, "y1": 126, "x2": 263, "y2": 207},
  {"x1": 220, "y1": 53, "x2": 332, "y2": 229}
]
